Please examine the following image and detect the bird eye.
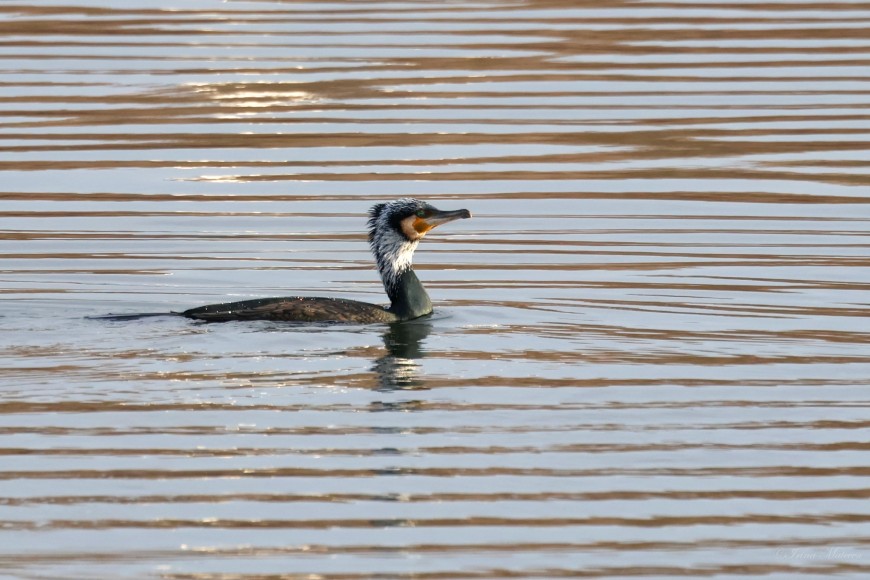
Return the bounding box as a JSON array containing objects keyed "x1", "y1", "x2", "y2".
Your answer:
[{"x1": 415, "y1": 209, "x2": 426, "y2": 218}]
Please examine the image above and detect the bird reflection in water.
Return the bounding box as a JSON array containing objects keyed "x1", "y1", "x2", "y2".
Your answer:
[{"x1": 371, "y1": 319, "x2": 432, "y2": 392}]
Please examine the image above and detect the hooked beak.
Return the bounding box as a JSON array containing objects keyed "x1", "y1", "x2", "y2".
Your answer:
[
  {"x1": 406, "y1": 206, "x2": 472, "y2": 239},
  {"x1": 425, "y1": 208, "x2": 472, "y2": 228}
]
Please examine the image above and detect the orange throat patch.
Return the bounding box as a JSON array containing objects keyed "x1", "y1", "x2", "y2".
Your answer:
[{"x1": 401, "y1": 215, "x2": 433, "y2": 240}]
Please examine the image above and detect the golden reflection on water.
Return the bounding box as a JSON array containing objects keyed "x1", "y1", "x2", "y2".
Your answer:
[{"x1": 1, "y1": 0, "x2": 870, "y2": 578}]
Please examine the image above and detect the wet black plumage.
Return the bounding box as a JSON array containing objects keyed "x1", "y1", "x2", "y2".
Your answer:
[{"x1": 180, "y1": 199, "x2": 471, "y2": 323}]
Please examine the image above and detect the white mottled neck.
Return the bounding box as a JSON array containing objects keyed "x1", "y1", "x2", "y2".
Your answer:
[{"x1": 370, "y1": 224, "x2": 419, "y2": 295}]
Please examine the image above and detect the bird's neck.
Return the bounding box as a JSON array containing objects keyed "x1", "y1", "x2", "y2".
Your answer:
[{"x1": 385, "y1": 268, "x2": 432, "y2": 320}]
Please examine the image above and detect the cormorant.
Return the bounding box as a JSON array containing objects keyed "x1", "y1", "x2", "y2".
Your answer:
[{"x1": 179, "y1": 198, "x2": 471, "y2": 323}]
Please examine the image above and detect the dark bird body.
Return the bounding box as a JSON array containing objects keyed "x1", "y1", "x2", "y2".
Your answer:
[
  {"x1": 175, "y1": 199, "x2": 470, "y2": 324},
  {"x1": 182, "y1": 296, "x2": 399, "y2": 324}
]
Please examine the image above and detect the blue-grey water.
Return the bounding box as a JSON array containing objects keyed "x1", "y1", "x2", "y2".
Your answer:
[{"x1": 1, "y1": 1, "x2": 870, "y2": 578}]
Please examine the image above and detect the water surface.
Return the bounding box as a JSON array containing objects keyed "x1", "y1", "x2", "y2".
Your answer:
[{"x1": 1, "y1": 0, "x2": 870, "y2": 578}]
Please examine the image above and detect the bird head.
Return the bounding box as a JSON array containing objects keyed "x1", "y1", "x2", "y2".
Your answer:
[{"x1": 367, "y1": 198, "x2": 471, "y2": 290}]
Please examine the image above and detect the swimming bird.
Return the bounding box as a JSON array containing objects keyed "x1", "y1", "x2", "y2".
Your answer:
[{"x1": 180, "y1": 198, "x2": 471, "y2": 323}]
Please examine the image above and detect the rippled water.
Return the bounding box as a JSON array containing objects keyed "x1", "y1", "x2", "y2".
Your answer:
[{"x1": 2, "y1": 1, "x2": 870, "y2": 578}]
